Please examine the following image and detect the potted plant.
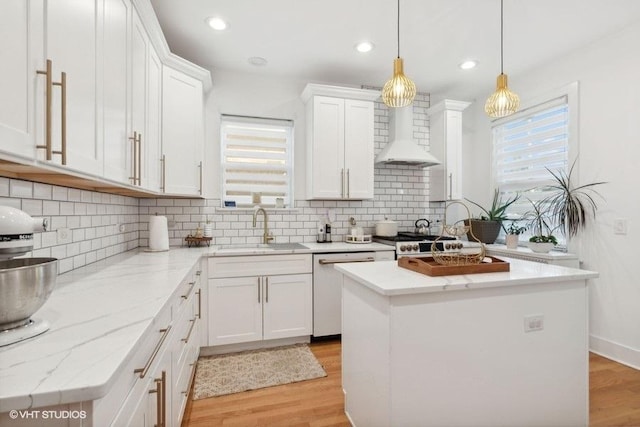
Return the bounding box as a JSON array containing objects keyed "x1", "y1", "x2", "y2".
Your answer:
[
  {"x1": 505, "y1": 221, "x2": 527, "y2": 249},
  {"x1": 465, "y1": 189, "x2": 520, "y2": 244},
  {"x1": 525, "y1": 199, "x2": 559, "y2": 253},
  {"x1": 541, "y1": 160, "x2": 606, "y2": 239}
]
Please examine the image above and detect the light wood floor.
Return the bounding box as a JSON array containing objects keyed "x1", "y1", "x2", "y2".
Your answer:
[{"x1": 182, "y1": 340, "x2": 640, "y2": 427}]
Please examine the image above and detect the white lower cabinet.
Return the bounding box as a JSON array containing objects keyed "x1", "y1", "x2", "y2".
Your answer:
[
  {"x1": 106, "y1": 261, "x2": 202, "y2": 427},
  {"x1": 208, "y1": 254, "x2": 313, "y2": 346}
]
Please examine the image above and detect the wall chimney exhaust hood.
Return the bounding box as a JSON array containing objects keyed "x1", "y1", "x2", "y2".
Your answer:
[{"x1": 375, "y1": 106, "x2": 440, "y2": 167}]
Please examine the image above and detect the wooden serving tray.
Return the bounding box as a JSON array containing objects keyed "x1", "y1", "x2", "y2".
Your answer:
[{"x1": 398, "y1": 256, "x2": 509, "y2": 276}]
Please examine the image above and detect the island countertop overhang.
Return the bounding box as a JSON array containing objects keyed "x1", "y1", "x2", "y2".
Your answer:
[{"x1": 335, "y1": 257, "x2": 599, "y2": 296}]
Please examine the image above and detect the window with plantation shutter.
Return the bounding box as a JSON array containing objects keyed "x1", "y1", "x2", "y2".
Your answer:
[
  {"x1": 221, "y1": 116, "x2": 293, "y2": 208},
  {"x1": 492, "y1": 96, "x2": 570, "y2": 245}
]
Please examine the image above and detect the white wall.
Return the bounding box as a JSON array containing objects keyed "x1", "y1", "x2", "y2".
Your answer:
[{"x1": 463, "y1": 21, "x2": 640, "y2": 368}]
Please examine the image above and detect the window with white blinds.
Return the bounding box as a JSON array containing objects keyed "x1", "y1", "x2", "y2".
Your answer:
[
  {"x1": 493, "y1": 96, "x2": 570, "y2": 244},
  {"x1": 221, "y1": 116, "x2": 293, "y2": 208}
]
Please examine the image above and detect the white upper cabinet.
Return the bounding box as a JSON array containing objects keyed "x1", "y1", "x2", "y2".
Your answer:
[
  {"x1": 0, "y1": 1, "x2": 42, "y2": 160},
  {"x1": 44, "y1": 0, "x2": 103, "y2": 175},
  {"x1": 161, "y1": 66, "x2": 204, "y2": 196},
  {"x1": 102, "y1": 0, "x2": 131, "y2": 183},
  {"x1": 302, "y1": 84, "x2": 379, "y2": 200},
  {"x1": 0, "y1": 0, "x2": 210, "y2": 196},
  {"x1": 427, "y1": 100, "x2": 471, "y2": 201},
  {"x1": 143, "y1": 45, "x2": 163, "y2": 192}
]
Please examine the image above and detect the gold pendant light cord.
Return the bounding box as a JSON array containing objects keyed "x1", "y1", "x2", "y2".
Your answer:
[
  {"x1": 397, "y1": 0, "x2": 400, "y2": 59},
  {"x1": 500, "y1": 0, "x2": 504, "y2": 74}
]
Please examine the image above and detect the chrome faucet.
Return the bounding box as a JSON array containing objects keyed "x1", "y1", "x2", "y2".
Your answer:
[{"x1": 253, "y1": 208, "x2": 274, "y2": 244}]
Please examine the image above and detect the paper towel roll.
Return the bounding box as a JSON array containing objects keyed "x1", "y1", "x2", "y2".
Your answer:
[{"x1": 149, "y1": 215, "x2": 169, "y2": 251}]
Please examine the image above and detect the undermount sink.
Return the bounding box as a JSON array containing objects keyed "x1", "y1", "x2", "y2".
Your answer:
[{"x1": 216, "y1": 243, "x2": 307, "y2": 252}]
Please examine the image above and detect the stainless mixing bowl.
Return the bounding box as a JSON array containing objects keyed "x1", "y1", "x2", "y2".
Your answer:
[{"x1": 0, "y1": 258, "x2": 58, "y2": 330}]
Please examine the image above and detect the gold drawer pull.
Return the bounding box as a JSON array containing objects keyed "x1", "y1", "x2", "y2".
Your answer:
[
  {"x1": 134, "y1": 325, "x2": 171, "y2": 379},
  {"x1": 181, "y1": 318, "x2": 197, "y2": 344}
]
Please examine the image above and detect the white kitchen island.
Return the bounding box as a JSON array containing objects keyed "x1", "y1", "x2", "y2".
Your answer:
[{"x1": 335, "y1": 258, "x2": 598, "y2": 427}]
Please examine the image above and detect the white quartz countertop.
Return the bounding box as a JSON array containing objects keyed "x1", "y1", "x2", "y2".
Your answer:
[
  {"x1": 0, "y1": 248, "x2": 207, "y2": 412},
  {"x1": 335, "y1": 257, "x2": 598, "y2": 296}
]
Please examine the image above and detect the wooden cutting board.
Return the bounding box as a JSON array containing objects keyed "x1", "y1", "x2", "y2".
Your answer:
[{"x1": 398, "y1": 256, "x2": 509, "y2": 277}]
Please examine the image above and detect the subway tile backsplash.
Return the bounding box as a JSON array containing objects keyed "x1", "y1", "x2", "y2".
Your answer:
[{"x1": 1, "y1": 93, "x2": 444, "y2": 274}]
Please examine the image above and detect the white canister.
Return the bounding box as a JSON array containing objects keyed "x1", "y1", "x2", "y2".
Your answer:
[{"x1": 203, "y1": 223, "x2": 213, "y2": 238}]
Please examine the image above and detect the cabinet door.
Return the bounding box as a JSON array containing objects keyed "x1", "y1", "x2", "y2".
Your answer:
[
  {"x1": 162, "y1": 66, "x2": 203, "y2": 195},
  {"x1": 263, "y1": 274, "x2": 312, "y2": 340},
  {"x1": 344, "y1": 99, "x2": 374, "y2": 199},
  {"x1": 307, "y1": 96, "x2": 344, "y2": 199},
  {"x1": 0, "y1": 0, "x2": 42, "y2": 159},
  {"x1": 146, "y1": 349, "x2": 172, "y2": 427},
  {"x1": 44, "y1": 0, "x2": 102, "y2": 175},
  {"x1": 102, "y1": 0, "x2": 130, "y2": 183},
  {"x1": 208, "y1": 277, "x2": 262, "y2": 345},
  {"x1": 143, "y1": 46, "x2": 162, "y2": 192}
]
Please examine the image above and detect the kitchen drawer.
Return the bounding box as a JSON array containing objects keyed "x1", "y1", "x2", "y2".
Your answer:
[
  {"x1": 94, "y1": 305, "x2": 171, "y2": 425},
  {"x1": 173, "y1": 263, "x2": 202, "y2": 313},
  {"x1": 173, "y1": 290, "x2": 199, "y2": 377},
  {"x1": 172, "y1": 327, "x2": 199, "y2": 427},
  {"x1": 209, "y1": 254, "x2": 312, "y2": 278}
]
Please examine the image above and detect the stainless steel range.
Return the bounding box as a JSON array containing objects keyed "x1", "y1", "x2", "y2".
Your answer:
[{"x1": 373, "y1": 232, "x2": 460, "y2": 258}]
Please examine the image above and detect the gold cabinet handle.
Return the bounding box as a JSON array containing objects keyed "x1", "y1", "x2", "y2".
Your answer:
[
  {"x1": 160, "y1": 370, "x2": 166, "y2": 427},
  {"x1": 36, "y1": 60, "x2": 66, "y2": 164},
  {"x1": 196, "y1": 288, "x2": 202, "y2": 319},
  {"x1": 318, "y1": 257, "x2": 375, "y2": 265},
  {"x1": 181, "y1": 281, "x2": 196, "y2": 300},
  {"x1": 133, "y1": 325, "x2": 171, "y2": 379},
  {"x1": 36, "y1": 59, "x2": 53, "y2": 160},
  {"x1": 181, "y1": 317, "x2": 197, "y2": 343},
  {"x1": 160, "y1": 154, "x2": 166, "y2": 192},
  {"x1": 129, "y1": 131, "x2": 138, "y2": 184},
  {"x1": 52, "y1": 71, "x2": 67, "y2": 165},
  {"x1": 347, "y1": 168, "x2": 350, "y2": 198},
  {"x1": 137, "y1": 132, "x2": 142, "y2": 186},
  {"x1": 341, "y1": 168, "x2": 345, "y2": 198},
  {"x1": 198, "y1": 161, "x2": 203, "y2": 195},
  {"x1": 265, "y1": 276, "x2": 269, "y2": 303},
  {"x1": 149, "y1": 376, "x2": 162, "y2": 426},
  {"x1": 257, "y1": 277, "x2": 261, "y2": 303}
]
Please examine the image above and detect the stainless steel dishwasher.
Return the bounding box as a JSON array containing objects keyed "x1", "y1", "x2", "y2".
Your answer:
[{"x1": 313, "y1": 251, "x2": 393, "y2": 337}]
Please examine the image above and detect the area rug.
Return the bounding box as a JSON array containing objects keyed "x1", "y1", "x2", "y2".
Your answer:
[{"x1": 192, "y1": 344, "x2": 327, "y2": 399}]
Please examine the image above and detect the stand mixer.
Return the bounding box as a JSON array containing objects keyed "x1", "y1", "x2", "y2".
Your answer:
[{"x1": 0, "y1": 205, "x2": 57, "y2": 346}]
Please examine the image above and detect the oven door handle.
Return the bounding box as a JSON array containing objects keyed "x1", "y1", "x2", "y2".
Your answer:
[{"x1": 318, "y1": 257, "x2": 376, "y2": 265}]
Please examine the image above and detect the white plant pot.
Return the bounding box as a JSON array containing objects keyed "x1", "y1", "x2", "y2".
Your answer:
[
  {"x1": 528, "y1": 242, "x2": 555, "y2": 253},
  {"x1": 505, "y1": 234, "x2": 519, "y2": 249}
]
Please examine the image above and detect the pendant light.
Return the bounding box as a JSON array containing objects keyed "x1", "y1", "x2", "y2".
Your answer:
[
  {"x1": 382, "y1": 0, "x2": 416, "y2": 108},
  {"x1": 485, "y1": 0, "x2": 520, "y2": 118}
]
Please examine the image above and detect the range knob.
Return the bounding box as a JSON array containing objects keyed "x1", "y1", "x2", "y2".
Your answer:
[
  {"x1": 457, "y1": 242, "x2": 464, "y2": 249},
  {"x1": 400, "y1": 245, "x2": 407, "y2": 252},
  {"x1": 412, "y1": 244, "x2": 419, "y2": 251},
  {"x1": 445, "y1": 243, "x2": 451, "y2": 250}
]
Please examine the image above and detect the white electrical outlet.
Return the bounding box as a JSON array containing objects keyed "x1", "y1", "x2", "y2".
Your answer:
[
  {"x1": 524, "y1": 314, "x2": 544, "y2": 332},
  {"x1": 119, "y1": 224, "x2": 126, "y2": 232},
  {"x1": 613, "y1": 219, "x2": 627, "y2": 235},
  {"x1": 57, "y1": 228, "x2": 71, "y2": 244}
]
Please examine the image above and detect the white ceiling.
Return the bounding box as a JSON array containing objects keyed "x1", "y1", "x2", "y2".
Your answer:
[{"x1": 150, "y1": 0, "x2": 640, "y2": 100}]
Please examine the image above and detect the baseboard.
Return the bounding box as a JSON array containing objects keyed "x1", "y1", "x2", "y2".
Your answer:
[
  {"x1": 199, "y1": 336, "x2": 310, "y2": 356},
  {"x1": 590, "y1": 334, "x2": 640, "y2": 370}
]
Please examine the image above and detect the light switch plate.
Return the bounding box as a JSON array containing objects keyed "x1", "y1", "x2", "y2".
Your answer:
[{"x1": 524, "y1": 314, "x2": 544, "y2": 332}]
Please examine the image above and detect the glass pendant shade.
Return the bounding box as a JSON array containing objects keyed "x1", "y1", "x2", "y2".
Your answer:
[
  {"x1": 485, "y1": 74, "x2": 520, "y2": 118},
  {"x1": 382, "y1": 58, "x2": 416, "y2": 108}
]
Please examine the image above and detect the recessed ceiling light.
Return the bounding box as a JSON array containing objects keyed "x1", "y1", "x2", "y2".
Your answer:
[
  {"x1": 459, "y1": 60, "x2": 478, "y2": 70},
  {"x1": 248, "y1": 56, "x2": 268, "y2": 66},
  {"x1": 206, "y1": 17, "x2": 227, "y2": 31},
  {"x1": 355, "y1": 41, "x2": 374, "y2": 53}
]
